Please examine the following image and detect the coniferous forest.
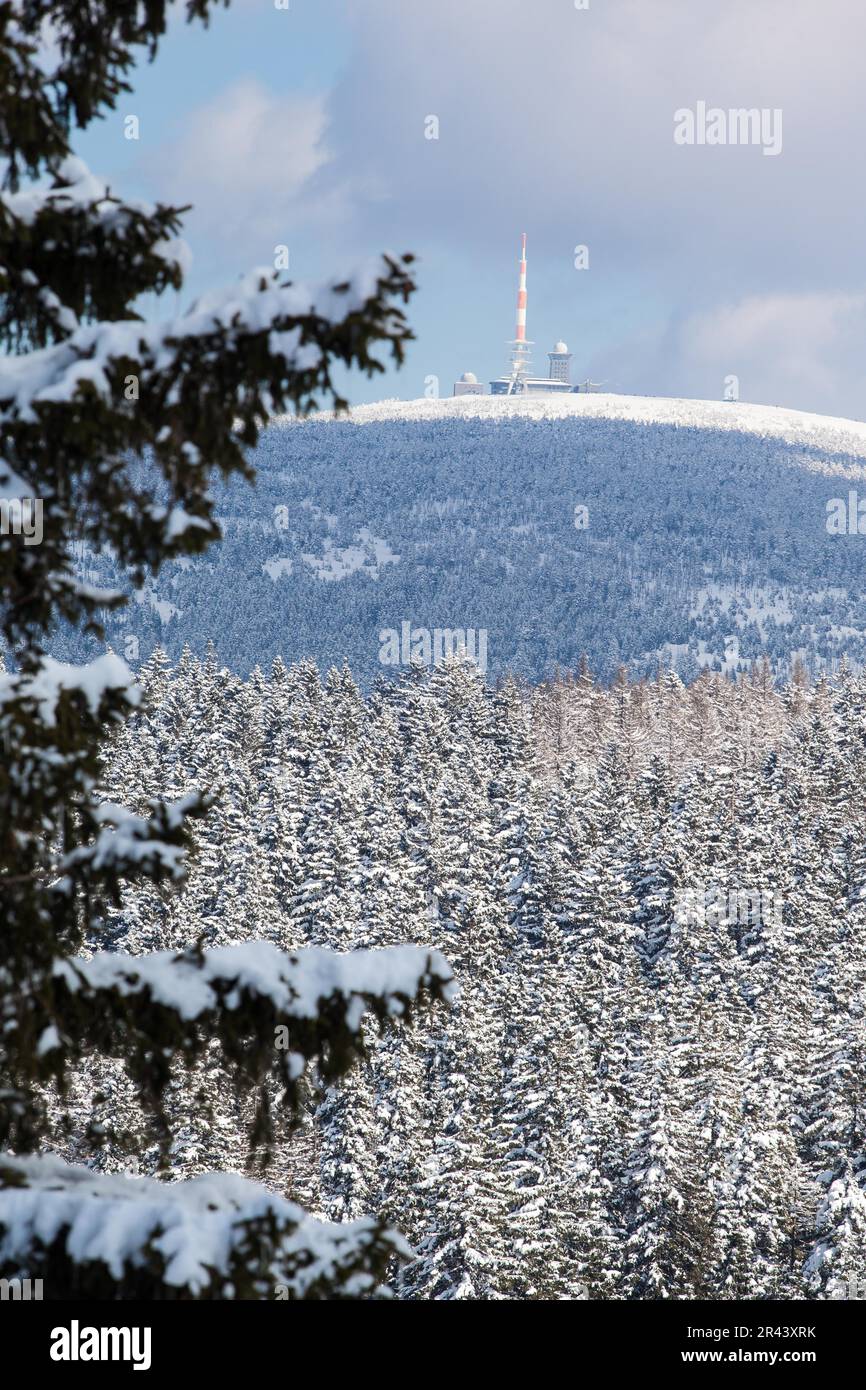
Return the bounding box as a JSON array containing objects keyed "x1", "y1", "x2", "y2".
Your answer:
[
  {"x1": 53, "y1": 400, "x2": 866, "y2": 690},
  {"x1": 67, "y1": 647, "x2": 866, "y2": 1301},
  {"x1": 3, "y1": 0, "x2": 866, "y2": 1349}
]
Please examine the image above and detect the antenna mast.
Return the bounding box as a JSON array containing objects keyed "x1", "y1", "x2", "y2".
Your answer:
[{"x1": 505, "y1": 232, "x2": 533, "y2": 393}]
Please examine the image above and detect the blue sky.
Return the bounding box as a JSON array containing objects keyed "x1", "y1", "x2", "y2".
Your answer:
[{"x1": 73, "y1": 0, "x2": 866, "y2": 418}]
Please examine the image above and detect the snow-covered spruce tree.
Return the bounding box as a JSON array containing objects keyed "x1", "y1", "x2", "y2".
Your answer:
[{"x1": 0, "y1": 1, "x2": 455, "y2": 1298}]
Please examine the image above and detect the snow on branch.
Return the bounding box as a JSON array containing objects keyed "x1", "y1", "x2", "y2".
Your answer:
[
  {"x1": 0, "y1": 256, "x2": 413, "y2": 422},
  {"x1": 60, "y1": 795, "x2": 205, "y2": 879},
  {"x1": 55, "y1": 941, "x2": 457, "y2": 1030},
  {"x1": 1, "y1": 155, "x2": 191, "y2": 276},
  {"x1": 40, "y1": 942, "x2": 456, "y2": 1159},
  {"x1": 0, "y1": 1154, "x2": 409, "y2": 1298},
  {"x1": 0, "y1": 651, "x2": 138, "y2": 725}
]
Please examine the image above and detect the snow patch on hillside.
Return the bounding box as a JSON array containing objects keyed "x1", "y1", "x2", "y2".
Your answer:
[
  {"x1": 134, "y1": 586, "x2": 180, "y2": 625},
  {"x1": 690, "y1": 584, "x2": 795, "y2": 629},
  {"x1": 263, "y1": 557, "x2": 293, "y2": 581},
  {"x1": 302, "y1": 528, "x2": 399, "y2": 582}
]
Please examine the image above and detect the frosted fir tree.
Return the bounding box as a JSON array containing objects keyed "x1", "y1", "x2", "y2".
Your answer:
[
  {"x1": 395, "y1": 667, "x2": 509, "y2": 1300},
  {"x1": 620, "y1": 1036, "x2": 705, "y2": 1300},
  {"x1": 486, "y1": 690, "x2": 558, "y2": 1296},
  {"x1": 807, "y1": 1159, "x2": 866, "y2": 1300},
  {"x1": 0, "y1": 0, "x2": 456, "y2": 1298},
  {"x1": 19, "y1": 612, "x2": 866, "y2": 1300}
]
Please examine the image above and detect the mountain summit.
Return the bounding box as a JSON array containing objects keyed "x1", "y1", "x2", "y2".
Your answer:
[{"x1": 62, "y1": 393, "x2": 866, "y2": 684}]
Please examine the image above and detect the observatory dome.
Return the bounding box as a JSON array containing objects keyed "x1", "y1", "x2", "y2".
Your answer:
[
  {"x1": 553, "y1": 341, "x2": 569, "y2": 354},
  {"x1": 459, "y1": 372, "x2": 478, "y2": 383}
]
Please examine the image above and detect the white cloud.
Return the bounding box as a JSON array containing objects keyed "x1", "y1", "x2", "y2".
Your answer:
[
  {"x1": 600, "y1": 292, "x2": 866, "y2": 418},
  {"x1": 325, "y1": 0, "x2": 866, "y2": 415},
  {"x1": 132, "y1": 0, "x2": 866, "y2": 416},
  {"x1": 685, "y1": 293, "x2": 866, "y2": 414},
  {"x1": 323, "y1": 0, "x2": 866, "y2": 285},
  {"x1": 151, "y1": 78, "x2": 331, "y2": 262}
]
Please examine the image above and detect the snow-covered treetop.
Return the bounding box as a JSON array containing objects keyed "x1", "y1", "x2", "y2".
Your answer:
[
  {"x1": 0, "y1": 1153, "x2": 411, "y2": 1299},
  {"x1": 55, "y1": 940, "x2": 456, "y2": 1029},
  {"x1": 0, "y1": 252, "x2": 411, "y2": 420}
]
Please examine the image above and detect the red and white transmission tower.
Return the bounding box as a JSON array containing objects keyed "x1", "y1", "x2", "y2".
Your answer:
[{"x1": 504, "y1": 232, "x2": 533, "y2": 394}]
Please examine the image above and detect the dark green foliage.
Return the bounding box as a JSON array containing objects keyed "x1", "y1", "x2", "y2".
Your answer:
[{"x1": 0, "y1": 0, "x2": 438, "y2": 1299}]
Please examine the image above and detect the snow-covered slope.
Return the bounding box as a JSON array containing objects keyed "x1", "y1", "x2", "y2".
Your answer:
[
  {"x1": 59, "y1": 392, "x2": 866, "y2": 684},
  {"x1": 315, "y1": 392, "x2": 866, "y2": 469}
]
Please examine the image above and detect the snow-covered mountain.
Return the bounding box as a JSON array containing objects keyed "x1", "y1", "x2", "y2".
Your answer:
[{"x1": 60, "y1": 392, "x2": 866, "y2": 684}]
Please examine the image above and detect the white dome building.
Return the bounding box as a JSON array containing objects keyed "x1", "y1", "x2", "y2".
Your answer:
[{"x1": 453, "y1": 370, "x2": 484, "y2": 397}]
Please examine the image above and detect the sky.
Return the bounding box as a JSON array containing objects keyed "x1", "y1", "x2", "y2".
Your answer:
[{"x1": 72, "y1": 0, "x2": 866, "y2": 419}]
